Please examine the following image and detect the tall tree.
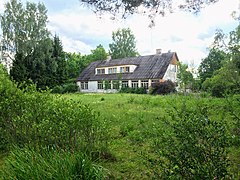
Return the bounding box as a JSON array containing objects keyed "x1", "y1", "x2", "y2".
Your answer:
[
  {"x1": 1, "y1": 0, "x2": 63, "y2": 89},
  {"x1": 52, "y1": 35, "x2": 67, "y2": 86},
  {"x1": 198, "y1": 48, "x2": 226, "y2": 83},
  {"x1": 90, "y1": 44, "x2": 108, "y2": 61},
  {"x1": 177, "y1": 62, "x2": 194, "y2": 92},
  {"x1": 1, "y1": 0, "x2": 49, "y2": 57},
  {"x1": 109, "y1": 28, "x2": 138, "y2": 59},
  {"x1": 66, "y1": 53, "x2": 83, "y2": 79},
  {"x1": 202, "y1": 25, "x2": 240, "y2": 97}
]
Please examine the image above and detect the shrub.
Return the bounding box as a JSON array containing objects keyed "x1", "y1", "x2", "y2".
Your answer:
[
  {"x1": 151, "y1": 103, "x2": 230, "y2": 179},
  {"x1": 1, "y1": 146, "x2": 108, "y2": 179},
  {"x1": 51, "y1": 85, "x2": 64, "y2": 93},
  {"x1": 62, "y1": 83, "x2": 78, "y2": 93},
  {"x1": 119, "y1": 87, "x2": 147, "y2": 94},
  {"x1": 150, "y1": 80, "x2": 176, "y2": 95},
  {"x1": 0, "y1": 66, "x2": 109, "y2": 154},
  {"x1": 52, "y1": 83, "x2": 78, "y2": 94}
]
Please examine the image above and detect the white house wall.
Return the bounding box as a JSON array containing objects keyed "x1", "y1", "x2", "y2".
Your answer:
[{"x1": 163, "y1": 64, "x2": 178, "y2": 82}]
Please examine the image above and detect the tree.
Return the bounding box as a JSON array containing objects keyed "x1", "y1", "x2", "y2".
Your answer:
[
  {"x1": 79, "y1": 0, "x2": 219, "y2": 18},
  {"x1": 109, "y1": 28, "x2": 138, "y2": 59},
  {"x1": 177, "y1": 62, "x2": 193, "y2": 92},
  {"x1": 1, "y1": 0, "x2": 49, "y2": 57},
  {"x1": 66, "y1": 52, "x2": 83, "y2": 79},
  {"x1": 52, "y1": 34, "x2": 67, "y2": 86},
  {"x1": 202, "y1": 25, "x2": 240, "y2": 97},
  {"x1": 90, "y1": 44, "x2": 108, "y2": 61},
  {"x1": 198, "y1": 48, "x2": 226, "y2": 84}
]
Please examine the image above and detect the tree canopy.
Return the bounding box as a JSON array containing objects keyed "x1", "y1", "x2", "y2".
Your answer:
[
  {"x1": 1, "y1": 0, "x2": 49, "y2": 56},
  {"x1": 80, "y1": 0, "x2": 219, "y2": 18},
  {"x1": 201, "y1": 25, "x2": 240, "y2": 97},
  {"x1": 198, "y1": 48, "x2": 226, "y2": 83},
  {"x1": 1, "y1": 0, "x2": 67, "y2": 89},
  {"x1": 177, "y1": 62, "x2": 194, "y2": 92},
  {"x1": 109, "y1": 28, "x2": 138, "y2": 59}
]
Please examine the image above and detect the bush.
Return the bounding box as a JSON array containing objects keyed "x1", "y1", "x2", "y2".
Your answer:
[
  {"x1": 151, "y1": 103, "x2": 230, "y2": 179},
  {"x1": 62, "y1": 83, "x2": 78, "y2": 93},
  {"x1": 52, "y1": 83, "x2": 78, "y2": 94},
  {"x1": 119, "y1": 87, "x2": 147, "y2": 94},
  {"x1": 0, "y1": 65, "x2": 109, "y2": 154},
  {"x1": 150, "y1": 80, "x2": 176, "y2": 95},
  {"x1": 1, "y1": 146, "x2": 108, "y2": 179}
]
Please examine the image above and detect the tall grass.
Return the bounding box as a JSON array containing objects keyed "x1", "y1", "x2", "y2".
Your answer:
[{"x1": 1, "y1": 146, "x2": 108, "y2": 180}]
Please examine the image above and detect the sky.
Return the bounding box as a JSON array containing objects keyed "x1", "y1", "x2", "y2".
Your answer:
[{"x1": 0, "y1": 0, "x2": 239, "y2": 67}]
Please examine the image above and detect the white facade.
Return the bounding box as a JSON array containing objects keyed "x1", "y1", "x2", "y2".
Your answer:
[{"x1": 163, "y1": 64, "x2": 178, "y2": 82}]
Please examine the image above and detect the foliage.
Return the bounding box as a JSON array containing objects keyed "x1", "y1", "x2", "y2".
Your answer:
[
  {"x1": 1, "y1": 0, "x2": 49, "y2": 55},
  {"x1": 119, "y1": 87, "x2": 147, "y2": 94},
  {"x1": 52, "y1": 83, "x2": 78, "y2": 94},
  {"x1": 198, "y1": 48, "x2": 226, "y2": 83},
  {"x1": 201, "y1": 25, "x2": 240, "y2": 97},
  {"x1": 1, "y1": 146, "x2": 107, "y2": 179},
  {"x1": 90, "y1": 44, "x2": 108, "y2": 61},
  {"x1": 58, "y1": 93, "x2": 239, "y2": 179},
  {"x1": 149, "y1": 80, "x2": 176, "y2": 95},
  {"x1": 52, "y1": 34, "x2": 68, "y2": 86},
  {"x1": 79, "y1": 0, "x2": 219, "y2": 19},
  {"x1": 1, "y1": 1, "x2": 67, "y2": 89},
  {"x1": 152, "y1": 103, "x2": 230, "y2": 179},
  {"x1": 66, "y1": 52, "x2": 84, "y2": 79},
  {"x1": 0, "y1": 66, "x2": 109, "y2": 153},
  {"x1": 66, "y1": 45, "x2": 108, "y2": 79},
  {"x1": 177, "y1": 62, "x2": 194, "y2": 92},
  {"x1": 109, "y1": 28, "x2": 139, "y2": 59}
]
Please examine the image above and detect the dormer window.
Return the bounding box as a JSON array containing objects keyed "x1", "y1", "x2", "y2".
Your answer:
[
  {"x1": 120, "y1": 66, "x2": 130, "y2": 73},
  {"x1": 97, "y1": 68, "x2": 105, "y2": 74},
  {"x1": 125, "y1": 67, "x2": 130, "y2": 73},
  {"x1": 108, "y1": 67, "x2": 117, "y2": 74}
]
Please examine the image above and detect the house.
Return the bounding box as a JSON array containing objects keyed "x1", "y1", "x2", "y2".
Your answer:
[{"x1": 77, "y1": 49, "x2": 179, "y2": 93}]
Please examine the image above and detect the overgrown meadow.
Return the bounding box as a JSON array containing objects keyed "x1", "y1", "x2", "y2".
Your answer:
[{"x1": 0, "y1": 65, "x2": 240, "y2": 179}]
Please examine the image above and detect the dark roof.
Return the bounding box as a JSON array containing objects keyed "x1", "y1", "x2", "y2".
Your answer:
[{"x1": 77, "y1": 52, "x2": 178, "y2": 81}]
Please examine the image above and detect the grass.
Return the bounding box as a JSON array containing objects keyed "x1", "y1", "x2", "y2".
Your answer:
[
  {"x1": 61, "y1": 93, "x2": 240, "y2": 179},
  {"x1": 1, "y1": 93, "x2": 239, "y2": 179}
]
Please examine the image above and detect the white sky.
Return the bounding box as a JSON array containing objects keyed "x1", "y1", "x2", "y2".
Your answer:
[{"x1": 0, "y1": 0, "x2": 239, "y2": 67}]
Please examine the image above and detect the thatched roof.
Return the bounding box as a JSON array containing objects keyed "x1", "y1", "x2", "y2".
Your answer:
[{"x1": 77, "y1": 52, "x2": 178, "y2": 81}]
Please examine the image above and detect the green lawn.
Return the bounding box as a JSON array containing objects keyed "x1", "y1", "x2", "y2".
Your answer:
[{"x1": 61, "y1": 93, "x2": 240, "y2": 179}]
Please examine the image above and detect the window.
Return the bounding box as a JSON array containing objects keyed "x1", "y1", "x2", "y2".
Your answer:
[
  {"x1": 120, "y1": 67, "x2": 124, "y2": 73},
  {"x1": 121, "y1": 81, "x2": 128, "y2": 88},
  {"x1": 108, "y1": 67, "x2": 117, "y2": 74},
  {"x1": 131, "y1": 81, "x2": 138, "y2": 88},
  {"x1": 81, "y1": 82, "x2": 88, "y2": 89},
  {"x1": 112, "y1": 81, "x2": 119, "y2": 89},
  {"x1": 120, "y1": 66, "x2": 130, "y2": 73},
  {"x1": 141, "y1": 80, "x2": 149, "y2": 89},
  {"x1": 96, "y1": 68, "x2": 105, "y2": 74},
  {"x1": 98, "y1": 81, "x2": 104, "y2": 89}
]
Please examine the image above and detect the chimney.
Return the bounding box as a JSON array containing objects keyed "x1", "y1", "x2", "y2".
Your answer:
[{"x1": 156, "y1": 48, "x2": 162, "y2": 55}]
